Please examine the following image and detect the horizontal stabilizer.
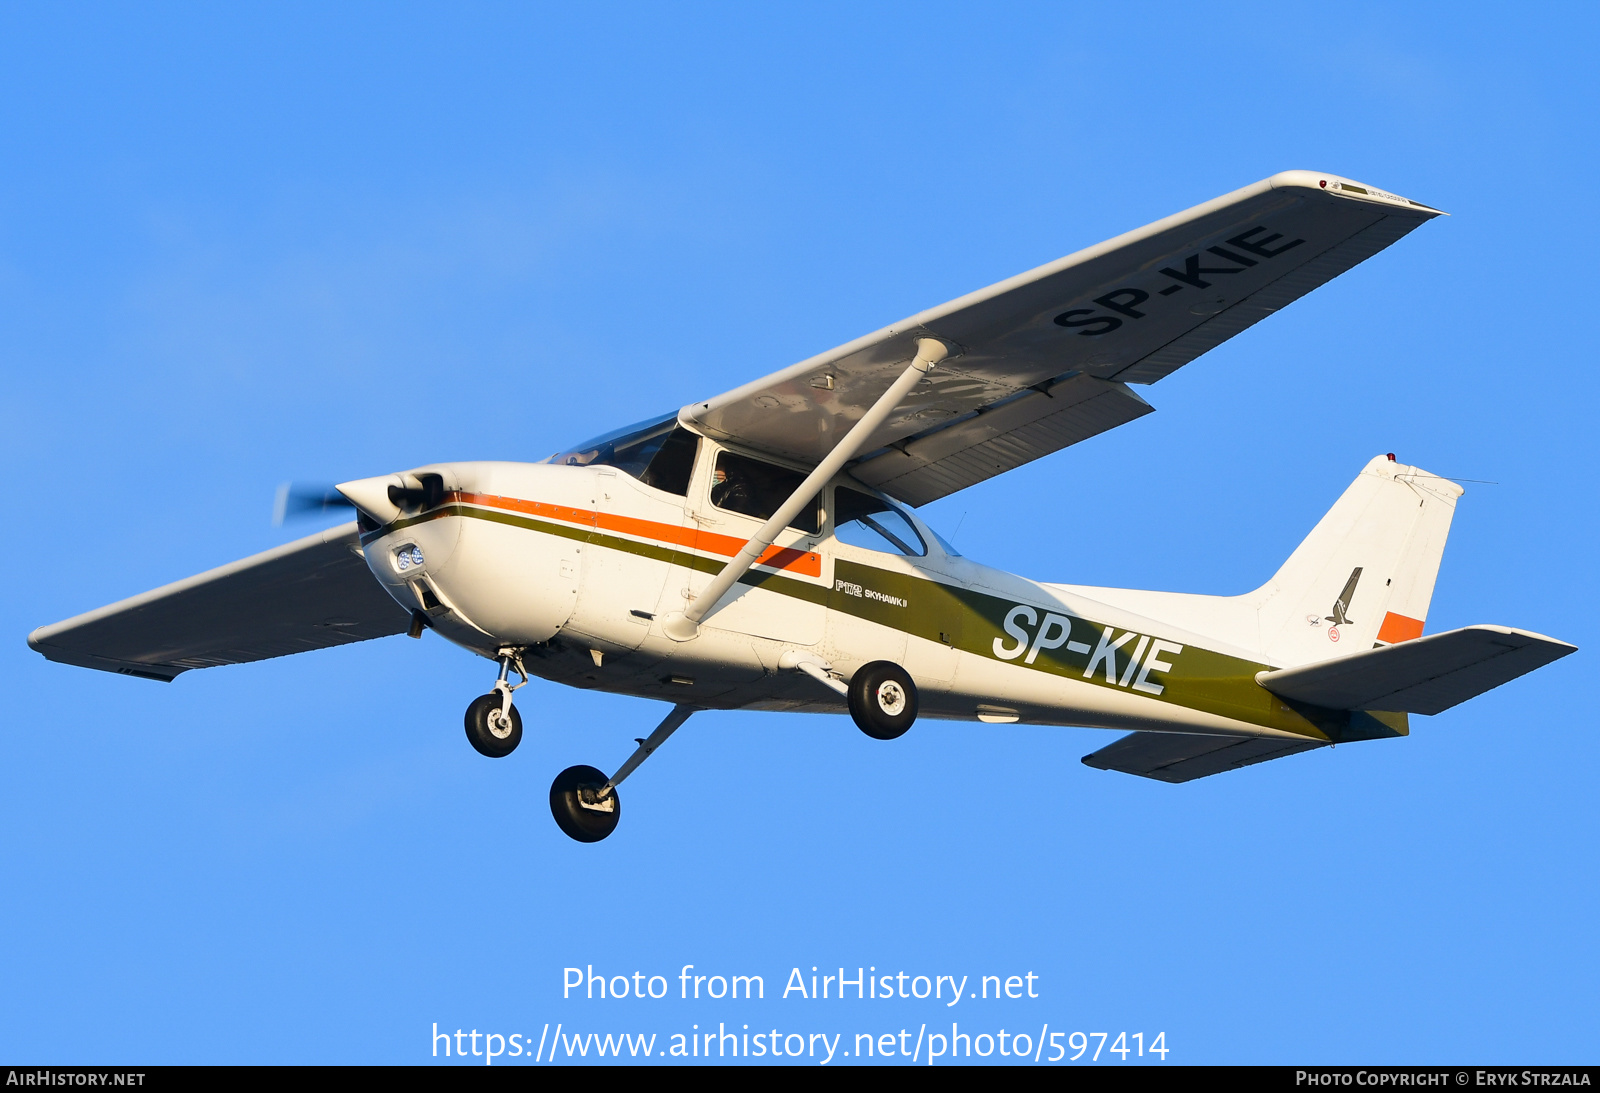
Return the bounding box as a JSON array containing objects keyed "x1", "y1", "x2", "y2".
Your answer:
[
  {"x1": 1082, "y1": 731, "x2": 1324, "y2": 784},
  {"x1": 1256, "y1": 625, "x2": 1576, "y2": 715},
  {"x1": 28, "y1": 523, "x2": 412, "y2": 681}
]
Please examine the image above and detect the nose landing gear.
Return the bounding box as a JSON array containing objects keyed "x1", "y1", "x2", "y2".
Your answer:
[{"x1": 464, "y1": 650, "x2": 528, "y2": 758}]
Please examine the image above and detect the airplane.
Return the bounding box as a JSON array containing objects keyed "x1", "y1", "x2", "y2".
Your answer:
[{"x1": 28, "y1": 170, "x2": 1577, "y2": 843}]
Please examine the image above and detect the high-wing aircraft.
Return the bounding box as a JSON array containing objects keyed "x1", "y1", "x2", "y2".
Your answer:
[{"x1": 28, "y1": 170, "x2": 1577, "y2": 842}]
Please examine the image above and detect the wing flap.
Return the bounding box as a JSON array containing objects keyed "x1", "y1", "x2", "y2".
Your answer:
[
  {"x1": 28, "y1": 523, "x2": 412, "y2": 681},
  {"x1": 851, "y1": 374, "x2": 1152, "y2": 506},
  {"x1": 1082, "y1": 731, "x2": 1325, "y2": 783},
  {"x1": 1256, "y1": 625, "x2": 1577, "y2": 715}
]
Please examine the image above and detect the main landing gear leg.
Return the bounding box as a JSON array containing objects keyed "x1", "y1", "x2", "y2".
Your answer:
[
  {"x1": 549, "y1": 703, "x2": 698, "y2": 843},
  {"x1": 464, "y1": 649, "x2": 528, "y2": 758}
]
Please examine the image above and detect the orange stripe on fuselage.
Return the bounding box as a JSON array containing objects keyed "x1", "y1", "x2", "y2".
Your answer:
[
  {"x1": 1377, "y1": 612, "x2": 1425, "y2": 644},
  {"x1": 446, "y1": 491, "x2": 822, "y2": 578}
]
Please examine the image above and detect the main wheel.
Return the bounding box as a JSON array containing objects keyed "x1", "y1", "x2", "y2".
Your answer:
[
  {"x1": 550, "y1": 764, "x2": 621, "y2": 843},
  {"x1": 464, "y1": 693, "x2": 523, "y2": 758},
  {"x1": 847, "y1": 660, "x2": 919, "y2": 740}
]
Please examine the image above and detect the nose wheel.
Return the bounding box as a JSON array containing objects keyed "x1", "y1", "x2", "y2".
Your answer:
[
  {"x1": 465, "y1": 649, "x2": 528, "y2": 758},
  {"x1": 465, "y1": 693, "x2": 523, "y2": 757}
]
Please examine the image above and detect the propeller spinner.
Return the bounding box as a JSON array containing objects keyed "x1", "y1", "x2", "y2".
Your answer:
[{"x1": 275, "y1": 471, "x2": 449, "y2": 526}]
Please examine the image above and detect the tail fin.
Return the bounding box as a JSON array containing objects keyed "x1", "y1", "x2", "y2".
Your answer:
[{"x1": 1253, "y1": 454, "x2": 1462, "y2": 667}]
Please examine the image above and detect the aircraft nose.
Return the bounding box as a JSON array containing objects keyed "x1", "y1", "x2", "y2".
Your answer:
[{"x1": 336, "y1": 475, "x2": 406, "y2": 525}]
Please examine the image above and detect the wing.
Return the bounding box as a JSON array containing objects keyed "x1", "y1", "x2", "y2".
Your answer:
[
  {"x1": 685, "y1": 170, "x2": 1443, "y2": 505},
  {"x1": 28, "y1": 522, "x2": 413, "y2": 681},
  {"x1": 1081, "y1": 731, "x2": 1325, "y2": 784},
  {"x1": 1257, "y1": 625, "x2": 1577, "y2": 715}
]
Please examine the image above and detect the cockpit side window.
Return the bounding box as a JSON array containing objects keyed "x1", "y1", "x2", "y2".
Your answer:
[
  {"x1": 709, "y1": 451, "x2": 822, "y2": 534},
  {"x1": 833, "y1": 487, "x2": 927, "y2": 557},
  {"x1": 638, "y1": 427, "x2": 699, "y2": 496},
  {"x1": 546, "y1": 414, "x2": 701, "y2": 497}
]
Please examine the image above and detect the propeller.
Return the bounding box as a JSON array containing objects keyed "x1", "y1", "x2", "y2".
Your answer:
[{"x1": 273, "y1": 483, "x2": 356, "y2": 527}]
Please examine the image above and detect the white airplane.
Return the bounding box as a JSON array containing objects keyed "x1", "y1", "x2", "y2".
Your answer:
[{"x1": 29, "y1": 171, "x2": 1576, "y2": 842}]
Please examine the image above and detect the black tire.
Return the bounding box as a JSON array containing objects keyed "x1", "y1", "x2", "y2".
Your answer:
[
  {"x1": 847, "y1": 660, "x2": 919, "y2": 740},
  {"x1": 464, "y1": 693, "x2": 523, "y2": 758},
  {"x1": 550, "y1": 764, "x2": 621, "y2": 843}
]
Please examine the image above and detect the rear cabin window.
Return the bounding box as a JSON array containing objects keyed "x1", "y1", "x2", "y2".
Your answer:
[
  {"x1": 548, "y1": 414, "x2": 701, "y2": 497},
  {"x1": 833, "y1": 487, "x2": 926, "y2": 557},
  {"x1": 710, "y1": 451, "x2": 822, "y2": 535}
]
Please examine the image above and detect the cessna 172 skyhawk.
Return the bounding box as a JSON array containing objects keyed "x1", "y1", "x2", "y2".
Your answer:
[{"x1": 29, "y1": 171, "x2": 1576, "y2": 842}]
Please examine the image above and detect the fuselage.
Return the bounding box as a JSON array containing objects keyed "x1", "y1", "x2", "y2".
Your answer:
[{"x1": 348, "y1": 431, "x2": 1398, "y2": 749}]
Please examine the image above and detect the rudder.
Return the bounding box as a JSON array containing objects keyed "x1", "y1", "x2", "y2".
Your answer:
[{"x1": 1253, "y1": 454, "x2": 1462, "y2": 667}]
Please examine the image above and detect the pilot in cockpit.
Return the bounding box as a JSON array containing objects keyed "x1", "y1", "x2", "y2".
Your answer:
[{"x1": 709, "y1": 463, "x2": 753, "y2": 512}]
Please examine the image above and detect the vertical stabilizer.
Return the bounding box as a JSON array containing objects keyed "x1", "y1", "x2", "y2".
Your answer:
[{"x1": 1253, "y1": 455, "x2": 1462, "y2": 667}]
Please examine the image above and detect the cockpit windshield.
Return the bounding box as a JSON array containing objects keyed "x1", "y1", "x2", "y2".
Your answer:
[{"x1": 544, "y1": 413, "x2": 700, "y2": 496}]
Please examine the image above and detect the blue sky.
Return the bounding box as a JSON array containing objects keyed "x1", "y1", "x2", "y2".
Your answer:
[{"x1": 2, "y1": 2, "x2": 1595, "y2": 1065}]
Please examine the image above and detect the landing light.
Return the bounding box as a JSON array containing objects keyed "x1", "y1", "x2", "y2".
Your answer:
[{"x1": 393, "y1": 544, "x2": 425, "y2": 572}]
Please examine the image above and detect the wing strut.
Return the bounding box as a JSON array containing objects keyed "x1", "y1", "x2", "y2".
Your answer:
[{"x1": 661, "y1": 337, "x2": 950, "y2": 641}]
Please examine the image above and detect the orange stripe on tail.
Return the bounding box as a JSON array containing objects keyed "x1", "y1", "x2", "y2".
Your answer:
[{"x1": 1377, "y1": 612, "x2": 1425, "y2": 644}]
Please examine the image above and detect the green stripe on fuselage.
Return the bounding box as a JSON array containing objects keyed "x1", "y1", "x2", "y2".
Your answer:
[
  {"x1": 826, "y1": 559, "x2": 1403, "y2": 742},
  {"x1": 372, "y1": 505, "x2": 1403, "y2": 742}
]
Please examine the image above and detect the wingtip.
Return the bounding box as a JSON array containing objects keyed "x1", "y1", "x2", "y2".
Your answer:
[{"x1": 1271, "y1": 170, "x2": 1446, "y2": 216}]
